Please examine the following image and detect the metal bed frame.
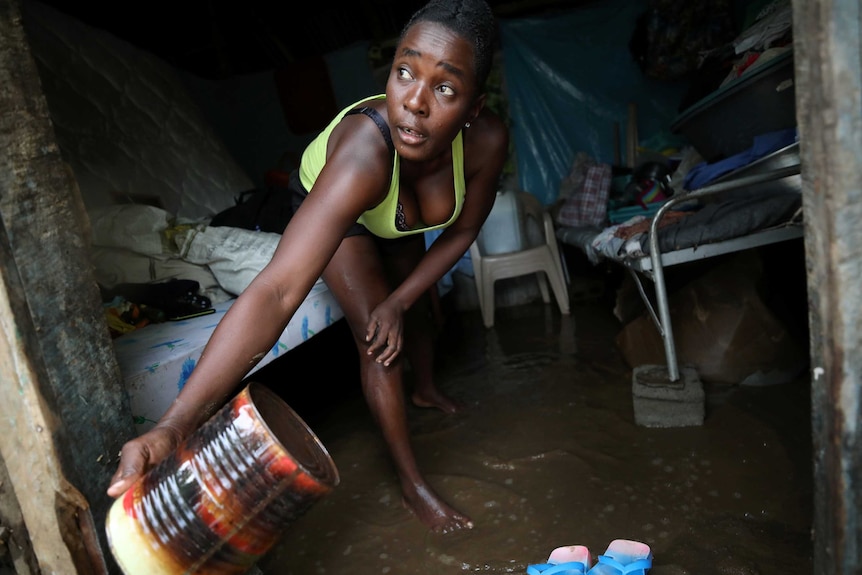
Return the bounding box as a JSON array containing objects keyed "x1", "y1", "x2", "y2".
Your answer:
[{"x1": 623, "y1": 163, "x2": 803, "y2": 382}]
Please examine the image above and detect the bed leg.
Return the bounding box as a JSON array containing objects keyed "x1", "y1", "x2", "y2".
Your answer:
[
  {"x1": 647, "y1": 251, "x2": 680, "y2": 383},
  {"x1": 627, "y1": 268, "x2": 680, "y2": 383}
]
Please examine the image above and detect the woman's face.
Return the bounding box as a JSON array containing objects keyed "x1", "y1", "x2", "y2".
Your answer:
[{"x1": 386, "y1": 21, "x2": 479, "y2": 162}]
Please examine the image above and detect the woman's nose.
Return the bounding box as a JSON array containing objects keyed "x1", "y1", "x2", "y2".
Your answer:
[{"x1": 403, "y1": 85, "x2": 428, "y2": 116}]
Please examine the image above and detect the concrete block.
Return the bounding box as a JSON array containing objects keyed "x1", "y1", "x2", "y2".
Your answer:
[{"x1": 632, "y1": 365, "x2": 705, "y2": 428}]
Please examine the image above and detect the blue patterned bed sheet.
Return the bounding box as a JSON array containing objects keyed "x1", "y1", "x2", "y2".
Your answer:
[{"x1": 113, "y1": 279, "x2": 343, "y2": 433}]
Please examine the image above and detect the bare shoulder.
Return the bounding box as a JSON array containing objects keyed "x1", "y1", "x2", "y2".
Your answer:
[
  {"x1": 327, "y1": 105, "x2": 393, "y2": 172},
  {"x1": 317, "y1": 106, "x2": 394, "y2": 206}
]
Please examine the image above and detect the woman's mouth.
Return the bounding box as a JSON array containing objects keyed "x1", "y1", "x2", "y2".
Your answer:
[{"x1": 397, "y1": 125, "x2": 426, "y2": 145}]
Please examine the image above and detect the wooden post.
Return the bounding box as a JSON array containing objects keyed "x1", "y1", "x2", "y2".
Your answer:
[
  {"x1": 626, "y1": 102, "x2": 638, "y2": 168},
  {"x1": 793, "y1": 0, "x2": 862, "y2": 572},
  {"x1": 0, "y1": 0, "x2": 137, "y2": 572},
  {"x1": 0, "y1": 217, "x2": 101, "y2": 573}
]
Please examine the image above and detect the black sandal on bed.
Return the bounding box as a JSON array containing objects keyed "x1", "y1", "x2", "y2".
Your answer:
[{"x1": 103, "y1": 279, "x2": 214, "y2": 321}]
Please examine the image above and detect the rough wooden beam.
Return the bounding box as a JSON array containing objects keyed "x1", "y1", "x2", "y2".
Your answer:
[
  {"x1": 0, "y1": 219, "x2": 99, "y2": 572},
  {"x1": 0, "y1": 453, "x2": 39, "y2": 574},
  {"x1": 793, "y1": 0, "x2": 862, "y2": 572},
  {"x1": 0, "y1": 0, "x2": 138, "y2": 572}
]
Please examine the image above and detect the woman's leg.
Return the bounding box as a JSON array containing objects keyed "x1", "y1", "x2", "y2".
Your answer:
[
  {"x1": 379, "y1": 235, "x2": 464, "y2": 414},
  {"x1": 322, "y1": 234, "x2": 472, "y2": 533}
]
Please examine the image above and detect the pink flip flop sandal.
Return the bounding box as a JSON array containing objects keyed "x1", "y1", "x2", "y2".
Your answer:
[
  {"x1": 586, "y1": 539, "x2": 652, "y2": 574},
  {"x1": 527, "y1": 545, "x2": 592, "y2": 575}
]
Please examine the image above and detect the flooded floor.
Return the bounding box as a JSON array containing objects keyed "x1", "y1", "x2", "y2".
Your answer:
[{"x1": 253, "y1": 281, "x2": 814, "y2": 574}]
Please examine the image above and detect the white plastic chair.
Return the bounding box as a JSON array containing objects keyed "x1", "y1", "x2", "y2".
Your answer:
[{"x1": 469, "y1": 191, "x2": 570, "y2": 328}]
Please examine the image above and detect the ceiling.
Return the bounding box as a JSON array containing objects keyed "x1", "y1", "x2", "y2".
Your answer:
[{"x1": 34, "y1": 0, "x2": 584, "y2": 80}]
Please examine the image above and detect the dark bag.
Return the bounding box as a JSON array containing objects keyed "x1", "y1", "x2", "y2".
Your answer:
[
  {"x1": 210, "y1": 176, "x2": 294, "y2": 233},
  {"x1": 103, "y1": 279, "x2": 213, "y2": 321}
]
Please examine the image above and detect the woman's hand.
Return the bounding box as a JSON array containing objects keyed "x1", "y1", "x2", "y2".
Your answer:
[
  {"x1": 106, "y1": 422, "x2": 187, "y2": 497},
  {"x1": 365, "y1": 298, "x2": 406, "y2": 366}
]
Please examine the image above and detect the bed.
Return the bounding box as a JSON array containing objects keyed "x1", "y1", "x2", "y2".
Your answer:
[
  {"x1": 89, "y1": 206, "x2": 345, "y2": 433},
  {"x1": 113, "y1": 280, "x2": 342, "y2": 433},
  {"x1": 556, "y1": 142, "x2": 803, "y2": 382}
]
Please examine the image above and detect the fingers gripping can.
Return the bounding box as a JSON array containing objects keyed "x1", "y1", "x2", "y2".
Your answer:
[{"x1": 106, "y1": 382, "x2": 340, "y2": 574}]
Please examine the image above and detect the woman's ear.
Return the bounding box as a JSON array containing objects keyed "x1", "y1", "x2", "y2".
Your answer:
[{"x1": 467, "y1": 93, "x2": 487, "y2": 126}]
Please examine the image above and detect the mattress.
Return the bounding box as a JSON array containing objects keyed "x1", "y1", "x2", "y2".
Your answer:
[{"x1": 113, "y1": 278, "x2": 343, "y2": 433}]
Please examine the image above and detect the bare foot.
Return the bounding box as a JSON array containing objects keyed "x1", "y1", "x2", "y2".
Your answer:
[
  {"x1": 411, "y1": 388, "x2": 465, "y2": 414},
  {"x1": 402, "y1": 483, "x2": 473, "y2": 534}
]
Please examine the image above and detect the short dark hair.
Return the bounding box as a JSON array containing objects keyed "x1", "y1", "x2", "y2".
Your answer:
[{"x1": 399, "y1": 0, "x2": 498, "y2": 91}]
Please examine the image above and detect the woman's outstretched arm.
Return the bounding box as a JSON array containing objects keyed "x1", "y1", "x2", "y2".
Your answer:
[{"x1": 107, "y1": 118, "x2": 394, "y2": 496}]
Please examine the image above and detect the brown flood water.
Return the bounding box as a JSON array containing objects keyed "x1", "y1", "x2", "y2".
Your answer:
[{"x1": 253, "y1": 295, "x2": 814, "y2": 574}]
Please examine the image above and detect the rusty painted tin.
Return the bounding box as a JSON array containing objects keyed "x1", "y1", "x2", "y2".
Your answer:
[{"x1": 106, "y1": 382, "x2": 339, "y2": 574}]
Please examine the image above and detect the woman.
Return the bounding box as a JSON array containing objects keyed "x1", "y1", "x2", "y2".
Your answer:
[{"x1": 108, "y1": 0, "x2": 508, "y2": 534}]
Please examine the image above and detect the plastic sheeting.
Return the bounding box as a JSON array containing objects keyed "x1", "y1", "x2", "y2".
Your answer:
[{"x1": 499, "y1": 0, "x2": 687, "y2": 205}]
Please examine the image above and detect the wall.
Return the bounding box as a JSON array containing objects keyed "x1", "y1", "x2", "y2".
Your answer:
[
  {"x1": 184, "y1": 40, "x2": 382, "y2": 190},
  {"x1": 21, "y1": 0, "x2": 254, "y2": 221}
]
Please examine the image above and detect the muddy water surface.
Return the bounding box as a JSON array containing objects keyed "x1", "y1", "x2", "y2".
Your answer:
[{"x1": 255, "y1": 301, "x2": 813, "y2": 574}]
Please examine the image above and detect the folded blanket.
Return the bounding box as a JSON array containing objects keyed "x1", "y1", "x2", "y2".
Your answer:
[{"x1": 683, "y1": 128, "x2": 798, "y2": 191}]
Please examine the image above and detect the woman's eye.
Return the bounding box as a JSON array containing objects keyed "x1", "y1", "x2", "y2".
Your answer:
[
  {"x1": 397, "y1": 67, "x2": 413, "y2": 80},
  {"x1": 437, "y1": 85, "x2": 455, "y2": 96}
]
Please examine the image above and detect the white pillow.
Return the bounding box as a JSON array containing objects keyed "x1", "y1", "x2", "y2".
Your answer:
[{"x1": 174, "y1": 226, "x2": 281, "y2": 296}]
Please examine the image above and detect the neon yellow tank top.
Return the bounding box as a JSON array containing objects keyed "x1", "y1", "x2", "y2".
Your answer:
[{"x1": 298, "y1": 94, "x2": 466, "y2": 239}]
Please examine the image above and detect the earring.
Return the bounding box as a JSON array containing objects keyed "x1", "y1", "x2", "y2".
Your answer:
[{"x1": 465, "y1": 122, "x2": 471, "y2": 128}]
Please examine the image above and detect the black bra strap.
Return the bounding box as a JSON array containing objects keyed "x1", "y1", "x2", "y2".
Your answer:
[{"x1": 345, "y1": 106, "x2": 394, "y2": 156}]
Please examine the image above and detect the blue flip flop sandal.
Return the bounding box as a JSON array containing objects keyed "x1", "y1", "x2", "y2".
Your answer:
[
  {"x1": 527, "y1": 545, "x2": 592, "y2": 575},
  {"x1": 586, "y1": 539, "x2": 652, "y2": 575}
]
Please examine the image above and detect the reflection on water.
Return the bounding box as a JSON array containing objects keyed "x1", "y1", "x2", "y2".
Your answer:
[{"x1": 256, "y1": 300, "x2": 813, "y2": 574}]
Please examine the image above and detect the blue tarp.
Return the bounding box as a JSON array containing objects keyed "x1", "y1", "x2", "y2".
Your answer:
[{"x1": 499, "y1": 0, "x2": 687, "y2": 205}]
